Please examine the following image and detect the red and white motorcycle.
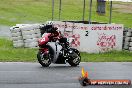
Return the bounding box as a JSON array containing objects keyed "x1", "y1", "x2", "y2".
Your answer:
[{"x1": 37, "y1": 25, "x2": 81, "y2": 67}]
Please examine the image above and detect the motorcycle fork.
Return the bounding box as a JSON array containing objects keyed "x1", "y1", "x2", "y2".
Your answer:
[{"x1": 39, "y1": 48, "x2": 49, "y2": 54}]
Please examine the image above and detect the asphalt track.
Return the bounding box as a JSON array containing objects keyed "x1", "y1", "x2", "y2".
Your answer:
[{"x1": 0, "y1": 62, "x2": 132, "y2": 88}]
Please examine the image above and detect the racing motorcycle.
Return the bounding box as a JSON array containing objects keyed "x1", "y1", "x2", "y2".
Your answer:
[{"x1": 37, "y1": 25, "x2": 81, "y2": 67}]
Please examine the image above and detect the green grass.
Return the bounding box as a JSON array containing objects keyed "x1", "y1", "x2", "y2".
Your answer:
[
  {"x1": 0, "y1": 0, "x2": 132, "y2": 27},
  {"x1": 81, "y1": 51, "x2": 132, "y2": 62},
  {"x1": 0, "y1": 38, "x2": 37, "y2": 62},
  {"x1": 0, "y1": 38, "x2": 132, "y2": 62}
]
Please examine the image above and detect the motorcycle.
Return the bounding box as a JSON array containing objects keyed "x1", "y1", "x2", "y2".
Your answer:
[{"x1": 37, "y1": 25, "x2": 81, "y2": 67}]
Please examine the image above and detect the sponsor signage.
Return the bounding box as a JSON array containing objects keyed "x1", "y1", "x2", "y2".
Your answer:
[{"x1": 52, "y1": 21, "x2": 123, "y2": 53}]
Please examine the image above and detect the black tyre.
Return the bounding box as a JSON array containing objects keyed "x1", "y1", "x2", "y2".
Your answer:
[
  {"x1": 68, "y1": 50, "x2": 81, "y2": 66},
  {"x1": 37, "y1": 51, "x2": 51, "y2": 67}
]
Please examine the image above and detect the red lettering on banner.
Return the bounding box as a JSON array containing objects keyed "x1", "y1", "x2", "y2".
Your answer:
[
  {"x1": 64, "y1": 33, "x2": 80, "y2": 47},
  {"x1": 91, "y1": 26, "x2": 122, "y2": 30},
  {"x1": 97, "y1": 33, "x2": 116, "y2": 51},
  {"x1": 54, "y1": 23, "x2": 122, "y2": 30}
]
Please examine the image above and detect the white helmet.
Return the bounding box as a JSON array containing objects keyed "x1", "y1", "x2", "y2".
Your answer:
[{"x1": 46, "y1": 21, "x2": 54, "y2": 25}]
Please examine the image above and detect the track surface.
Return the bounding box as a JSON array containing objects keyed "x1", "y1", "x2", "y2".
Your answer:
[{"x1": 0, "y1": 62, "x2": 132, "y2": 88}]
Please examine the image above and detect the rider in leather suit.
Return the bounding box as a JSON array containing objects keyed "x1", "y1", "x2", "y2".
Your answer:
[{"x1": 40, "y1": 24, "x2": 69, "y2": 50}]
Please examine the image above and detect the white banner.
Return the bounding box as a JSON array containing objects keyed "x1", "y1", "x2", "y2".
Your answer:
[{"x1": 53, "y1": 21, "x2": 123, "y2": 53}]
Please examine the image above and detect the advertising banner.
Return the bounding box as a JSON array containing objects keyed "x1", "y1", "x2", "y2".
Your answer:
[{"x1": 53, "y1": 21, "x2": 123, "y2": 53}]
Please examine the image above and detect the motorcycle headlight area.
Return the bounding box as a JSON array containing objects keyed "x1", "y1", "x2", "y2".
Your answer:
[{"x1": 69, "y1": 50, "x2": 73, "y2": 53}]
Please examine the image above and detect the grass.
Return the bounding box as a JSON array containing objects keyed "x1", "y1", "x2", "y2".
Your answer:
[
  {"x1": 0, "y1": 0, "x2": 132, "y2": 27},
  {"x1": 81, "y1": 51, "x2": 132, "y2": 62},
  {"x1": 0, "y1": 38, "x2": 37, "y2": 62},
  {"x1": 0, "y1": 38, "x2": 132, "y2": 62}
]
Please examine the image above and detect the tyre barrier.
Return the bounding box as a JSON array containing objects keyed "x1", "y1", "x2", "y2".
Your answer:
[
  {"x1": 129, "y1": 47, "x2": 132, "y2": 51},
  {"x1": 124, "y1": 37, "x2": 131, "y2": 42},
  {"x1": 130, "y1": 37, "x2": 132, "y2": 42},
  {"x1": 11, "y1": 32, "x2": 22, "y2": 37},
  {"x1": 13, "y1": 43, "x2": 24, "y2": 48},
  {"x1": 126, "y1": 32, "x2": 132, "y2": 37},
  {"x1": 22, "y1": 30, "x2": 35, "y2": 35},
  {"x1": 13, "y1": 40, "x2": 24, "y2": 44},
  {"x1": 20, "y1": 24, "x2": 40, "y2": 31},
  {"x1": 10, "y1": 27, "x2": 21, "y2": 33},
  {"x1": 123, "y1": 45, "x2": 129, "y2": 50},
  {"x1": 10, "y1": 26, "x2": 24, "y2": 48},
  {"x1": 24, "y1": 38, "x2": 38, "y2": 43},
  {"x1": 124, "y1": 42, "x2": 129, "y2": 46},
  {"x1": 12, "y1": 36, "x2": 23, "y2": 41},
  {"x1": 22, "y1": 29, "x2": 40, "y2": 35},
  {"x1": 24, "y1": 42, "x2": 38, "y2": 48},
  {"x1": 10, "y1": 24, "x2": 41, "y2": 48},
  {"x1": 122, "y1": 28, "x2": 132, "y2": 51},
  {"x1": 129, "y1": 42, "x2": 132, "y2": 47},
  {"x1": 22, "y1": 33, "x2": 41, "y2": 39}
]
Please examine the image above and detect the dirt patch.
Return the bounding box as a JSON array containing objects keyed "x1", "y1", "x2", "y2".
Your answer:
[{"x1": 113, "y1": 3, "x2": 132, "y2": 13}]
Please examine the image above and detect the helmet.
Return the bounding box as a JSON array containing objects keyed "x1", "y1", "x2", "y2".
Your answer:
[{"x1": 46, "y1": 21, "x2": 54, "y2": 25}]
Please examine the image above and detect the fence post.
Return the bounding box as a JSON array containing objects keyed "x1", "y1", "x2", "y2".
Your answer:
[
  {"x1": 109, "y1": 1, "x2": 112, "y2": 24},
  {"x1": 88, "y1": 0, "x2": 92, "y2": 24},
  {"x1": 82, "y1": 0, "x2": 86, "y2": 21},
  {"x1": 52, "y1": 0, "x2": 54, "y2": 21}
]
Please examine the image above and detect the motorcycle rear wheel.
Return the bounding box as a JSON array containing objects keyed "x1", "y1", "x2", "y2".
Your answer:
[{"x1": 37, "y1": 51, "x2": 51, "y2": 67}]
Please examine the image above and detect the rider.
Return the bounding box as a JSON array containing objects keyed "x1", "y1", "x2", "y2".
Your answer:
[
  {"x1": 40, "y1": 22, "x2": 69, "y2": 50},
  {"x1": 50, "y1": 26, "x2": 70, "y2": 50}
]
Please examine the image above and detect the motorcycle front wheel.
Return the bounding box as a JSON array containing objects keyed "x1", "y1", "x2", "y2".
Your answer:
[
  {"x1": 37, "y1": 51, "x2": 51, "y2": 67},
  {"x1": 68, "y1": 51, "x2": 81, "y2": 66}
]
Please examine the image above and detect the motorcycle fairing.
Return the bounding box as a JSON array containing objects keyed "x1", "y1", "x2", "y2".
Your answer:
[{"x1": 47, "y1": 42, "x2": 62, "y2": 63}]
